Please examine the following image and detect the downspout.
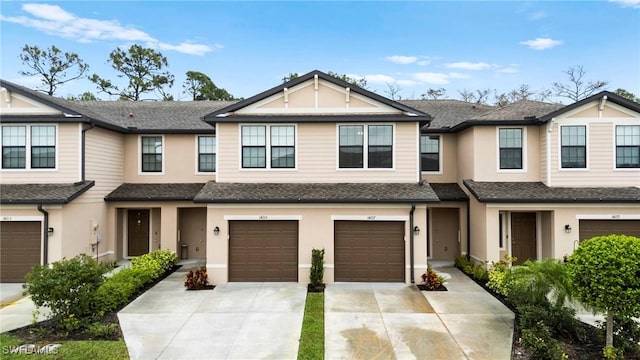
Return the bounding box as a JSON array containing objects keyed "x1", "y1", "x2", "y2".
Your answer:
[
  {"x1": 81, "y1": 123, "x2": 95, "y2": 182},
  {"x1": 466, "y1": 199, "x2": 471, "y2": 261},
  {"x1": 409, "y1": 203, "x2": 416, "y2": 284},
  {"x1": 37, "y1": 204, "x2": 49, "y2": 265}
]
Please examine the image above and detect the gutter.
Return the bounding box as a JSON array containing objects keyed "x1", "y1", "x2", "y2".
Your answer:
[
  {"x1": 466, "y1": 198, "x2": 471, "y2": 262},
  {"x1": 37, "y1": 204, "x2": 49, "y2": 265},
  {"x1": 81, "y1": 122, "x2": 95, "y2": 182},
  {"x1": 409, "y1": 203, "x2": 416, "y2": 284}
]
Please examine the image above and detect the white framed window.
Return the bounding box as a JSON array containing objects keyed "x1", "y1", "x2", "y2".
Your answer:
[
  {"x1": 338, "y1": 124, "x2": 393, "y2": 169},
  {"x1": 615, "y1": 125, "x2": 640, "y2": 169},
  {"x1": 498, "y1": 128, "x2": 524, "y2": 170},
  {"x1": 197, "y1": 136, "x2": 216, "y2": 173},
  {"x1": 139, "y1": 135, "x2": 164, "y2": 174},
  {"x1": 560, "y1": 125, "x2": 587, "y2": 169},
  {"x1": 240, "y1": 124, "x2": 296, "y2": 169},
  {"x1": 1, "y1": 124, "x2": 57, "y2": 170},
  {"x1": 420, "y1": 135, "x2": 440, "y2": 172}
]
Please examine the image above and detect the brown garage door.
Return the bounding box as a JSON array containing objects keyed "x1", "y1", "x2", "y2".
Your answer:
[
  {"x1": 1, "y1": 221, "x2": 41, "y2": 283},
  {"x1": 334, "y1": 221, "x2": 405, "y2": 282},
  {"x1": 229, "y1": 220, "x2": 298, "y2": 282},
  {"x1": 579, "y1": 220, "x2": 640, "y2": 242}
]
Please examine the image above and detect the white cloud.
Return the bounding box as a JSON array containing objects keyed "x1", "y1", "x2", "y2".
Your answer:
[
  {"x1": 417, "y1": 60, "x2": 430, "y2": 66},
  {"x1": 396, "y1": 79, "x2": 418, "y2": 86},
  {"x1": 529, "y1": 11, "x2": 548, "y2": 20},
  {"x1": 498, "y1": 64, "x2": 520, "y2": 74},
  {"x1": 520, "y1": 37, "x2": 563, "y2": 50},
  {"x1": 412, "y1": 72, "x2": 451, "y2": 85},
  {"x1": 0, "y1": 3, "x2": 215, "y2": 56},
  {"x1": 610, "y1": 0, "x2": 640, "y2": 8},
  {"x1": 386, "y1": 55, "x2": 418, "y2": 64},
  {"x1": 445, "y1": 62, "x2": 493, "y2": 71},
  {"x1": 364, "y1": 74, "x2": 396, "y2": 84},
  {"x1": 448, "y1": 72, "x2": 470, "y2": 79}
]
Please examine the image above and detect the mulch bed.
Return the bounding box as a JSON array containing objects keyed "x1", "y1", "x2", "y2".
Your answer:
[
  {"x1": 416, "y1": 284, "x2": 448, "y2": 291},
  {"x1": 8, "y1": 265, "x2": 182, "y2": 343},
  {"x1": 307, "y1": 283, "x2": 326, "y2": 293}
]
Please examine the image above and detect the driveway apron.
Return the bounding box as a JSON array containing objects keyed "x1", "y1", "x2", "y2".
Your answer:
[
  {"x1": 118, "y1": 272, "x2": 307, "y2": 360},
  {"x1": 325, "y1": 266, "x2": 514, "y2": 360}
]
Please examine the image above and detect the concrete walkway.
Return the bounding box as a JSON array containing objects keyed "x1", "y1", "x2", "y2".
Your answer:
[
  {"x1": 118, "y1": 271, "x2": 307, "y2": 360},
  {"x1": 325, "y1": 266, "x2": 514, "y2": 360},
  {"x1": 0, "y1": 283, "x2": 49, "y2": 333}
]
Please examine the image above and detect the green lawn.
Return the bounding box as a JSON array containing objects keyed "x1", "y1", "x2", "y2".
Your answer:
[
  {"x1": 297, "y1": 292, "x2": 324, "y2": 360},
  {"x1": 0, "y1": 333, "x2": 129, "y2": 359}
]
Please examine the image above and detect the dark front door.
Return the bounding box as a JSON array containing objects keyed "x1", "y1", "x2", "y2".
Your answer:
[
  {"x1": 511, "y1": 212, "x2": 536, "y2": 265},
  {"x1": 128, "y1": 209, "x2": 150, "y2": 257}
]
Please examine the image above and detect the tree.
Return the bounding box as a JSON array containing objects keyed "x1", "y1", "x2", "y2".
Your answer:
[
  {"x1": 384, "y1": 83, "x2": 402, "y2": 100},
  {"x1": 90, "y1": 45, "x2": 174, "y2": 101},
  {"x1": 183, "y1": 71, "x2": 235, "y2": 101},
  {"x1": 19, "y1": 45, "x2": 89, "y2": 96},
  {"x1": 282, "y1": 72, "x2": 299, "y2": 83},
  {"x1": 567, "y1": 234, "x2": 640, "y2": 350},
  {"x1": 282, "y1": 71, "x2": 367, "y2": 88},
  {"x1": 67, "y1": 92, "x2": 98, "y2": 101},
  {"x1": 553, "y1": 65, "x2": 608, "y2": 102},
  {"x1": 421, "y1": 88, "x2": 446, "y2": 100},
  {"x1": 494, "y1": 84, "x2": 536, "y2": 107},
  {"x1": 614, "y1": 88, "x2": 640, "y2": 103}
]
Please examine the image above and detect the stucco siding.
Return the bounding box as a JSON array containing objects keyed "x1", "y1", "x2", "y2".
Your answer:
[
  {"x1": 217, "y1": 122, "x2": 418, "y2": 183},
  {"x1": 456, "y1": 128, "x2": 475, "y2": 181}
]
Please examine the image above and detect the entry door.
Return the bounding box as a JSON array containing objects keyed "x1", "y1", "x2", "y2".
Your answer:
[
  {"x1": 431, "y1": 208, "x2": 460, "y2": 261},
  {"x1": 128, "y1": 209, "x2": 150, "y2": 257},
  {"x1": 511, "y1": 212, "x2": 536, "y2": 265}
]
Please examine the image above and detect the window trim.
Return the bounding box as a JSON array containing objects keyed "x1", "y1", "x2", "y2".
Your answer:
[
  {"x1": 238, "y1": 123, "x2": 297, "y2": 171},
  {"x1": 496, "y1": 127, "x2": 527, "y2": 172},
  {"x1": 614, "y1": 124, "x2": 640, "y2": 170},
  {"x1": 420, "y1": 134, "x2": 442, "y2": 174},
  {"x1": 1, "y1": 124, "x2": 58, "y2": 171},
  {"x1": 558, "y1": 124, "x2": 589, "y2": 171},
  {"x1": 195, "y1": 135, "x2": 217, "y2": 174},
  {"x1": 138, "y1": 135, "x2": 165, "y2": 175},
  {"x1": 336, "y1": 123, "x2": 395, "y2": 170}
]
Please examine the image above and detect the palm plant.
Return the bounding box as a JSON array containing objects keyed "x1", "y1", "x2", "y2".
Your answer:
[{"x1": 506, "y1": 258, "x2": 572, "y2": 307}]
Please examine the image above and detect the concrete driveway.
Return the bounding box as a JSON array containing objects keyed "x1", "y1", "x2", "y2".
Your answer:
[
  {"x1": 325, "y1": 266, "x2": 515, "y2": 360},
  {"x1": 118, "y1": 271, "x2": 307, "y2": 360}
]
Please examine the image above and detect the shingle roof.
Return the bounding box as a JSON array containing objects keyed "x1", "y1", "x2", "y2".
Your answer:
[
  {"x1": 471, "y1": 100, "x2": 563, "y2": 121},
  {"x1": 400, "y1": 99, "x2": 494, "y2": 130},
  {"x1": 463, "y1": 180, "x2": 640, "y2": 203},
  {"x1": 0, "y1": 181, "x2": 95, "y2": 204},
  {"x1": 429, "y1": 183, "x2": 469, "y2": 201},
  {"x1": 194, "y1": 181, "x2": 439, "y2": 203},
  {"x1": 72, "y1": 101, "x2": 235, "y2": 133},
  {"x1": 104, "y1": 183, "x2": 206, "y2": 201}
]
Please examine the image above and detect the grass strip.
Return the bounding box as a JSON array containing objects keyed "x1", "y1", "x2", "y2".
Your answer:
[
  {"x1": 0, "y1": 333, "x2": 129, "y2": 359},
  {"x1": 297, "y1": 292, "x2": 324, "y2": 360}
]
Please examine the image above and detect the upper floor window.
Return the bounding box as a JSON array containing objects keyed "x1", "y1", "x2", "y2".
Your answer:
[
  {"x1": 241, "y1": 125, "x2": 295, "y2": 169},
  {"x1": 1, "y1": 125, "x2": 56, "y2": 169},
  {"x1": 560, "y1": 125, "x2": 586, "y2": 168},
  {"x1": 198, "y1": 136, "x2": 216, "y2": 172},
  {"x1": 141, "y1": 136, "x2": 163, "y2": 172},
  {"x1": 339, "y1": 124, "x2": 393, "y2": 169},
  {"x1": 616, "y1": 125, "x2": 640, "y2": 168},
  {"x1": 499, "y1": 128, "x2": 523, "y2": 170},
  {"x1": 420, "y1": 135, "x2": 440, "y2": 172}
]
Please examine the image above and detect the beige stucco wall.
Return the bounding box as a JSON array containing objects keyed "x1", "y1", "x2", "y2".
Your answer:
[
  {"x1": 0, "y1": 123, "x2": 81, "y2": 183},
  {"x1": 204, "y1": 203, "x2": 428, "y2": 284},
  {"x1": 216, "y1": 122, "x2": 419, "y2": 183},
  {"x1": 123, "y1": 134, "x2": 217, "y2": 183},
  {"x1": 422, "y1": 133, "x2": 458, "y2": 183},
  {"x1": 456, "y1": 128, "x2": 475, "y2": 181}
]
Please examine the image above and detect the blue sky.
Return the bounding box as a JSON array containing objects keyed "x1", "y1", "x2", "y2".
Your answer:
[{"x1": 1, "y1": 1, "x2": 638, "y2": 103}]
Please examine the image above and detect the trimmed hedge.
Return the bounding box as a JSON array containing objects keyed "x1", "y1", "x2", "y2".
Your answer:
[{"x1": 96, "y1": 250, "x2": 178, "y2": 315}]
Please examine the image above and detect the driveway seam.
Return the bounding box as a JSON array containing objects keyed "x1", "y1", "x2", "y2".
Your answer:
[{"x1": 433, "y1": 311, "x2": 471, "y2": 359}]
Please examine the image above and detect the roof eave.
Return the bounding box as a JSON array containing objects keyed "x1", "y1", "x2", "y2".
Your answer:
[{"x1": 193, "y1": 198, "x2": 439, "y2": 204}]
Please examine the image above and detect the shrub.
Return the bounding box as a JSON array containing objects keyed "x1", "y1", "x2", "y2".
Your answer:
[
  {"x1": 487, "y1": 255, "x2": 515, "y2": 296},
  {"x1": 506, "y1": 258, "x2": 572, "y2": 307},
  {"x1": 601, "y1": 315, "x2": 640, "y2": 357},
  {"x1": 420, "y1": 264, "x2": 446, "y2": 290},
  {"x1": 518, "y1": 303, "x2": 583, "y2": 341},
  {"x1": 309, "y1": 248, "x2": 325, "y2": 287},
  {"x1": 130, "y1": 249, "x2": 178, "y2": 279},
  {"x1": 567, "y1": 234, "x2": 640, "y2": 349},
  {"x1": 521, "y1": 321, "x2": 568, "y2": 360},
  {"x1": 472, "y1": 263, "x2": 489, "y2": 280},
  {"x1": 184, "y1": 267, "x2": 209, "y2": 290},
  {"x1": 454, "y1": 254, "x2": 473, "y2": 269},
  {"x1": 86, "y1": 322, "x2": 119, "y2": 339},
  {"x1": 24, "y1": 254, "x2": 109, "y2": 331}
]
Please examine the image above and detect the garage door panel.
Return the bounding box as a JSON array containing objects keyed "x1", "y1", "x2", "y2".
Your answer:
[
  {"x1": 1, "y1": 221, "x2": 41, "y2": 283},
  {"x1": 579, "y1": 220, "x2": 640, "y2": 242},
  {"x1": 229, "y1": 220, "x2": 298, "y2": 282},
  {"x1": 335, "y1": 221, "x2": 405, "y2": 282}
]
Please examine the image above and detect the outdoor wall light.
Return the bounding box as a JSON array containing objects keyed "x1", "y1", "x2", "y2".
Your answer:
[
  {"x1": 564, "y1": 224, "x2": 572, "y2": 233},
  {"x1": 413, "y1": 226, "x2": 420, "y2": 235},
  {"x1": 47, "y1": 227, "x2": 54, "y2": 234},
  {"x1": 213, "y1": 226, "x2": 220, "y2": 235}
]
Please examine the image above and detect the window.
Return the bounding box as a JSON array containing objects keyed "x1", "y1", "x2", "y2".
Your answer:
[
  {"x1": 271, "y1": 126, "x2": 295, "y2": 168},
  {"x1": 498, "y1": 213, "x2": 504, "y2": 249},
  {"x1": 499, "y1": 128, "x2": 522, "y2": 169},
  {"x1": 1, "y1": 125, "x2": 56, "y2": 169},
  {"x1": 339, "y1": 124, "x2": 393, "y2": 169},
  {"x1": 420, "y1": 135, "x2": 439, "y2": 171},
  {"x1": 561, "y1": 126, "x2": 586, "y2": 168},
  {"x1": 141, "y1": 136, "x2": 163, "y2": 172},
  {"x1": 616, "y1": 125, "x2": 640, "y2": 168},
  {"x1": 241, "y1": 125, "x2": 295, "y2": 169},
  {"x1": 198, "y1": 136, "x2": 216, "y2": 172}
]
